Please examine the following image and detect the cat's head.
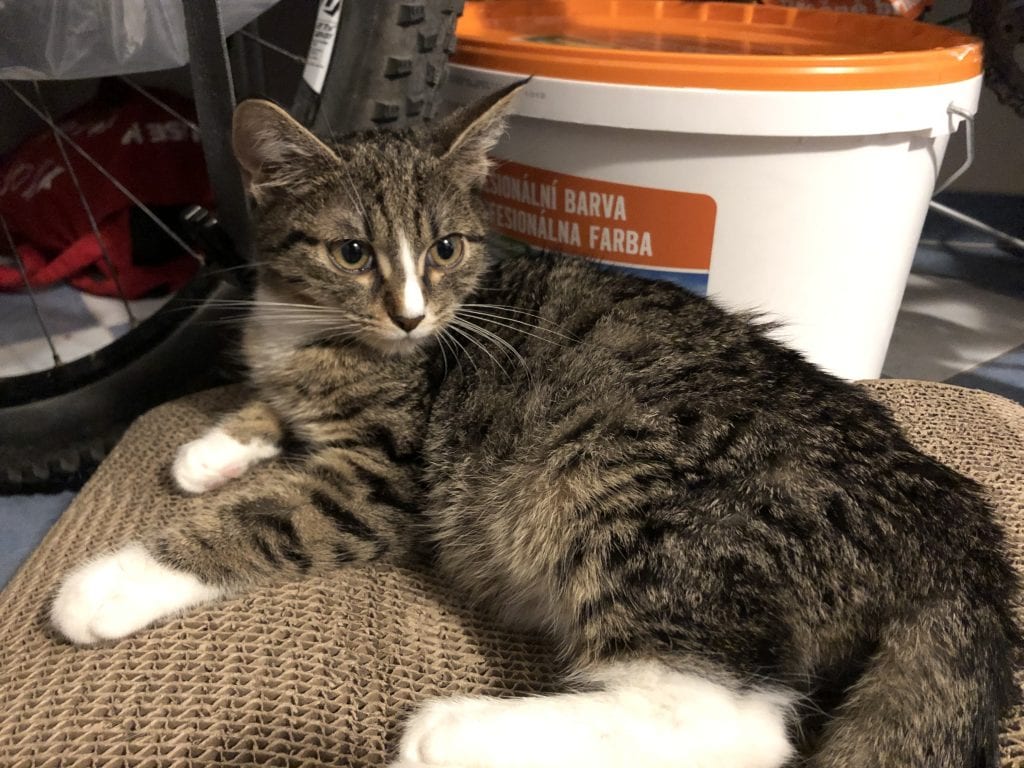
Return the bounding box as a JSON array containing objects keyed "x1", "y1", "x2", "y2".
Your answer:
[{"x1": 231, "y1": 83, "x2": 523, "y2": 356}]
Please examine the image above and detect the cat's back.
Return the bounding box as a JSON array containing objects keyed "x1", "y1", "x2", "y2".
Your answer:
[
  {"x1": 426, "y1": 250, "x2": 1010, "y2": 626},
  {"x1": 440, "y1": 248, "x2": 879, "y2": 449},
  {"x1": 460, "y1": 251, "x2": 994, "y2": 524}
]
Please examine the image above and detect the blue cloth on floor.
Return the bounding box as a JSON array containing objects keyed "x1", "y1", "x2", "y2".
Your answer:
[{"x1": 0, "y1": 492, "x2": 74, "y2": 589}]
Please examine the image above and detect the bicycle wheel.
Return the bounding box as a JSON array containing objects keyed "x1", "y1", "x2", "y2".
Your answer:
[
  {"x1": 292, "y1": 0, "x2": 466, "y2": 134},
  {"x1": 0, "y1": 274, "x2": 242, "y2": 493},
  {"x1": 970, "y1": 0, "x2": 1024, "y2": 116},
  {"x1": 0, "y1": 0, "x2": 466, "y2": 493}
]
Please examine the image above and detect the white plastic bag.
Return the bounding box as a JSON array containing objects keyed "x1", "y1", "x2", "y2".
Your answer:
[{"x1": 0, "y1": 0, "x2": 281, "y2": 80}]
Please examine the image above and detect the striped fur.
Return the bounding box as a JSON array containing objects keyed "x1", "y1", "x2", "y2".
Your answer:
[{"x1": 54, "y1": 87, "x2": 1019, "y2": 766}]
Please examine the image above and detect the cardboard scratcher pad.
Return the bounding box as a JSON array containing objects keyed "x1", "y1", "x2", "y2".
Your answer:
[{"x1": 1, "y1": 380, "x2": 1022, "y2": 766}]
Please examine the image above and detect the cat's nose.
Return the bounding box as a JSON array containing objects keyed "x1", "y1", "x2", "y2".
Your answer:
[{"x1": 390, "y1": 313, "x2": 424, "y2": 333}]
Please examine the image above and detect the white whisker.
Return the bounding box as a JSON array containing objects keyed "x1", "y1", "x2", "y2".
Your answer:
[
  {"x1": 449, "y1": 318, "x2": 516, "y2": 381},
  {"x1": 194, "y1": 298, "x2": 355, "y2": 313},
  {"x1": 440, "y1": 326, "x2": 475, "y2": 374},
  {"x1": 449, "y1": 323, "x2": 508, "y2": 380},
  {"x1": 454, "y1": 316, "x2": 529, "y2": 375},
  {"x1": 313, "y1": 328, "x2": 361, "y2": 346},
  {"x1": 456, "y1": 308, "x2": 571, "y2": 348},
  {"x1": 461, "y1": 303, "x2": 578, "y2": 342},
  {"x1": 435, "y1": 331, "x2": 452, "y2": 378}
]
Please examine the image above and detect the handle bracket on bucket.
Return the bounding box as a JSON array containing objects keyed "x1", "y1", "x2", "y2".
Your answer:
[
  {"x1": 933, "y1": 104, "x2": 975, "y2": 196},
  {"x1": 928, "y1": 104, "x2": 1024, "y2": 253}
]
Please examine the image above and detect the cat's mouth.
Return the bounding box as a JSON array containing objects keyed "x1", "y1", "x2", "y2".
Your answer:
[{"x1": 361, "y1": 320, "x2": 437, "y2": 356}]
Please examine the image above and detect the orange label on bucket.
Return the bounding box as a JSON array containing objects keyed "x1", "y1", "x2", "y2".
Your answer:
[{"x1": 481, "y1": 161, "x2": 716, "y2": 279}]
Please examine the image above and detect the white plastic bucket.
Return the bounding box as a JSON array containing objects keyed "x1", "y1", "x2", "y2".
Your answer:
[{"x1": 446, "y1": 2, "x2": 984, "y2": 380}]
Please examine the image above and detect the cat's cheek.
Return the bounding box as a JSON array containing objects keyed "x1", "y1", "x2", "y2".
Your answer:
[
  {"x1": 172, "y1": 428, "x2": 280, "y2": 494},
  {"x1": 50, "y1": 544, "x2": 222, "y2": 645}
]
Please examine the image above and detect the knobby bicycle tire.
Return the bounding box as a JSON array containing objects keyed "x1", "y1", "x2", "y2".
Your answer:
[
  {"x1": 970, "y1": 0, "x2": 1024, "y2": 116},
  {"x1": 292, "y1": 0, "x2": 466, "y2": 134},
  {"x1": 0, "y1": 277, "x2": 244, "y2": 494}
]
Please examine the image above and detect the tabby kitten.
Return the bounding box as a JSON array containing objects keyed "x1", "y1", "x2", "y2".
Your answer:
[{"x1": 52, "y1": 83, "x2": 1018, "y2": 768}]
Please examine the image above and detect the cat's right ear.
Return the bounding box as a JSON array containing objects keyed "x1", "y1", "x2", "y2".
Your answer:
[{"x1": 232, "y1": 99, "x2": 338, "y2": 203}]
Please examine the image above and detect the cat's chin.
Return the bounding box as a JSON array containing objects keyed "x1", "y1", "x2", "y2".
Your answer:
[{"x1": 361, "y1": 332, "x2": 431, "y2": 357}]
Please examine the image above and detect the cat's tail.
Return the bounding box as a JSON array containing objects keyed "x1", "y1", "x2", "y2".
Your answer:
[{"x1": 809, "y1": 595, "x2": 1018, "y2": 768}]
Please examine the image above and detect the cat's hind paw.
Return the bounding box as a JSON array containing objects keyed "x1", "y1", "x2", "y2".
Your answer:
[
  {"x1": 172, "y1": 428, "x2": 280, "y2": 494},
  {"x1": 393, "y1": 668, "x2": 795, "y2": 768},
  {"x1": 396, "y1": 696, "x2": 509, "y2": 767},
  {"x1": 50, "y1": 544, "x2": 222, "y2": 645}
]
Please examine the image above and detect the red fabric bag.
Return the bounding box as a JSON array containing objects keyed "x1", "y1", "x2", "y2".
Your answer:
[{"x1": 0, "y1": 90, "x2": 211, "y2": 298}]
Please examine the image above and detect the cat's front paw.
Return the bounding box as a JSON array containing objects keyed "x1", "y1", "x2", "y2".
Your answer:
[
  {"x1": 50, "y1": 544, "x2": 222, "y2": 645},
  {"x1": 172, "y1": 428, "x2": 280, "y2": 494}
]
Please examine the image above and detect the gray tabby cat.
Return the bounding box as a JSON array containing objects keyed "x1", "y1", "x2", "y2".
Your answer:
[{"x1": 52, "y1": 83, "x2": 1018, "y2": 768}]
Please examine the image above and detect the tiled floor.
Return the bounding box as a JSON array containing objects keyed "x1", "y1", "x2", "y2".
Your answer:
[
  {"x1": 0, "y1": 284, "x2": 168, "y2": 376},
  {"x1": 1, "y1": 192, "x2": 1021, "y2": 589},
  {"x1": 0, "y1": 491, "x2": 72, "y2": 587},
  {"x1": 883, "y1": 193, "x2": 1024, "y2": 403}
]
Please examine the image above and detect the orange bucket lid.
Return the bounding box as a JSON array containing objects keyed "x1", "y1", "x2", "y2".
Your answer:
[{"x1": 452, "y1": 1, "x2": 982, "y2": 91}]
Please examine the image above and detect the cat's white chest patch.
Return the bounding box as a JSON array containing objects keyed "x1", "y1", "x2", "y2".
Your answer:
[{"x1": 248, "y1": 285, "x2": 322, "y2": 352}]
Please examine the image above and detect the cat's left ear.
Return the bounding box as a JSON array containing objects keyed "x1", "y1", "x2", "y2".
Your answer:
[{"x1": 432, "y1": 79, "x2": 528, "y2": 187}]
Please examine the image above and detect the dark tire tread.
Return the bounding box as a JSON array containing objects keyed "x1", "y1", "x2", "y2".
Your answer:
[
  {"x1": 970, "y1": 0, "x2": 1024, "y2": 116},
  {"x1": 293, "y1": 0, "x2": 466, "y2": 134},
  {"x1": 0, "y1": 279, "x2": 244, "y2": 494}
]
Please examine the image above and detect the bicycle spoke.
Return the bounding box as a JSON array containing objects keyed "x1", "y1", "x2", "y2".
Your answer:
[
  {"x1": 235, "y1": 28, "x2": 340, "y2": 145},
  {"x1": 117, "y1": 77, "x2": 200, "y2": 133},
  {"x1": 237, "y1": 28, "x2": 307, "y2": 65},
  {"x1": 32, "y1": 82, "x2": 137, "y2": 327},
  {"x1": 3, "y1": 81, "x2": 204, "y2": 267},
  {"x1": 928, "y1": 201, "x2": 1024, "y2": 253},
  {"x1": 1, "y1": 214, "x2": 61, "y2": 367}
]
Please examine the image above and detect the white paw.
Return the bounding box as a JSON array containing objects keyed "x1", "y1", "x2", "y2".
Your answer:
[
  {"x1": 172, "y1": 427, "x2": 279, "y2": 494},
  {"x1": 391, "y1": 665, "x2": 795, "y2": 768},
  {"x1": 50, "y1": 544, "x2": 222, "y2": 645},
  {"x1": 397, "y1": 697, "x2": 496, "y2": 767}
]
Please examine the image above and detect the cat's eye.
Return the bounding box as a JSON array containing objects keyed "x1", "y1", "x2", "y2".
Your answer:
[
  {"x1": 329, "y1": 239, "x2": 375, "y2": 272},
  {"x1": 427, "y1": 235, "x2": 465, "y2": 268}
]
